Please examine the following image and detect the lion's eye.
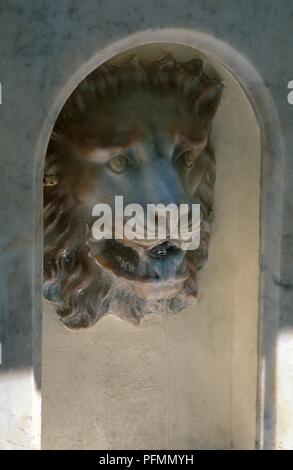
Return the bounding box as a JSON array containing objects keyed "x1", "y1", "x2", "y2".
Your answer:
[
  {"x1": 178, "y1": 151, "x2": 194, "y2": 168},
  {"x1": 107, "y1": 155, "x2": 129, "y2": 174},
  {"x1": 43, "y1": 174, "x2": 59, "y2": 187}
]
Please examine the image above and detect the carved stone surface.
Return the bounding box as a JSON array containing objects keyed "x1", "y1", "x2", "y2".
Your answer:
[
  {"x1": 43, "y1": 55, "x2": 223, "y2": 328},
  {"x1": 0, "y1": 0, "x2": 290, "y2": 450}
]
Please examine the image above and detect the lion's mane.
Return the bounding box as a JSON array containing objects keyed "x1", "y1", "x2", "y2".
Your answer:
[{"x1": 44, "y1": 55, "x2": 220, "y2": 328}]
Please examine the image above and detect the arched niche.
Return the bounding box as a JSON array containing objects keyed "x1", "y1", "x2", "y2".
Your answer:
[{"x1": 37, "y1": 31, "x2": 282, "y2": 450}]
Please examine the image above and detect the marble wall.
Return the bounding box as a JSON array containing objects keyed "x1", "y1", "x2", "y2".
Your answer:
[{"x1": 0, "y1": 1, "x2": 292, "y2": 449}]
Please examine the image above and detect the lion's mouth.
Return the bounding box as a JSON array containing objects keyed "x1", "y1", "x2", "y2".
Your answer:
[
  {"x1": 147, "y1": 240, "x2": 179, "y2": 260},
  {"x1": 87, "y1": 237, "x2": 189, "y2": 294}
]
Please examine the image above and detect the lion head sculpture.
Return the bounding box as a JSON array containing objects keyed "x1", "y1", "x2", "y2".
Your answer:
[{"x1": 43, "y1": 54, "x2": 223, "y2": 328}]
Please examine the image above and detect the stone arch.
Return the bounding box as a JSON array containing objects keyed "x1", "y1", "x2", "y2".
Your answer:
[{"x1": 32, "y1": 29, "x2": 283, "y2": 449}]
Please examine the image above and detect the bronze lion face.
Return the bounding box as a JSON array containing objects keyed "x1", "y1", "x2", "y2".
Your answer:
[{"x1": 43, "y1": 55, "x2": 223, "y2": 328}]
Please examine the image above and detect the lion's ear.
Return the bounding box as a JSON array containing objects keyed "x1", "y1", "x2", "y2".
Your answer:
[{"x1": 196, "y1": 80, "x2": 223, "y2": 123}]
